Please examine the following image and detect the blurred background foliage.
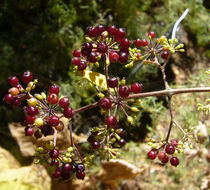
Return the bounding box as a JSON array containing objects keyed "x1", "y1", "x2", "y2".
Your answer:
[{"x1": 0, "y1": 0, "x2": 209, "y2": 189}]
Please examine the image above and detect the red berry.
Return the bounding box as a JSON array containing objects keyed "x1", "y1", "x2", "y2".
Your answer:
[
  {"x1": 96, "y1": 25, "x2": 105, "y2": 35},
  {"x1": 148, "y1": 31, "x2": 156, "y2": 39},
  {"x1": 141, "y1": 39, "x2": 148, "y2": 47},
  {"x1": 72, "y1": 57, "x2": 81, "y2": 66},
  {"x1": 116, "y1": 128, "x2": 127, "y2": 138},
  {"x1": 63, "y1": 107, "x2": 73, "y2": 118},
  {"x1": 22, "y1": 71, "x2": 33, "y2": 84},
  {"x1": 34, "y1": 130, "x2": 42, "y2": 138},
  {"x1": 78, "y1": 61, "x2": 87, "y2": 71},
  {"x1": 4, "y1": 94, "x2": 14, "y2": 103},
  {"x1": 52, "y1": 169, "x2": 61, "y2": 178},
  {"x1": 121, "y1": 38, "x2": 130, "y2": 48},
  {"x1": 88, "y1": 52, "x2": 98, "y2": 63},
  {"x1": 49, "y1": 148, "x2": 59, "y2": 159},
  {"x1": 92, "y1": 141, "x2": 100, "y2": 149},
  {"x1": 49, "y1": 84, "x2": 60, "y2": 94},
  {"x1": 99, "y1": 97, "x2": 112, "y2": 110},
  {"x1": 62, "y1": 163, "x2": 73, "y2": 173},
  {"x1": 12, "y1": 98, "x2": 21, "y2": 107},
  {"x1": 170, "y1": 139, "x2": 178, "y2": 147},
  {"x1": 161, "y1": 154, "x2": 169, "y2": 164},
  {"x1": 147, "y1": 149, "x2": 157, "y2": 160},
  {"x1": 134, "y1": 39, "x2": 142, "y2": 47},
  {"x1": 106, "y1": 116, "x2": 117, "y2": 127},
  {"x1": 81, "y1": 42, "x2": 93, "y2": 56},
  {"x1": 25, "y1": 115, "x2": 36, "y2": 124},
  {"x1": 51, "y1": 160, "x2": 59, "y2": 166},
  {"x1": 48, "y1": 93, "x2": 58, "y2": 105},
  {"x1": 87, "y1": 135, "x2": 95, "y2": 143},
  {"x1": 25, "y1": 126, "x2": 34, "y2": 136},
  {"x1": 115, "y1": 28, "x2": 126, "y2": 38},
  {"x1": 76, "y1": 171, "x2": 85, "y2": 180},
  {"x1": 86, "y1": 26, "x2": 98, "y2": 37},
  {"x1": 109, "y1": 51, "x2": 119, "y2": 62},
  {"x1": 161, "y1": 51, "x2": 169, "y2": 60},
  {"x1": 76, "y1": 163, "x2": 85, "y2": 172},
  {"x1": 97, "y1": 42, "x2": 108, "y2": 53},
  {"x1": 41, "y1": 125, "x2": 54, "y2": 136},
  {"x1": 107, "y1": 77, "x2": 118, "y2": 88},
  {"x1": 118, "y1": 139, "x2": 126, "y2": 147},
  {"x1": 73, "y1": 49, "x2": 81, "y2": 57},
  {"x1": 61, "y1": 172, "x2": 71, "y2": 180},
  {"x1": 107, "y1": 25, "x2": 117, "y2": 35},
  {"x1": 170, "y1": 156, "x2": 179, "y2": 166},
  {"x1": 131, "y1": 82, "x2": 142, "y2": 93},
  {"x1": 165, "y1": 144, "x2": 175, "y2": 155},
  {"x1": 158, "y1": 152, "x2": 169, "y2": 163},
  {"x1": 119, "y1": 52, "x2": 128, "y2": 63},
  {"x1": 59, "y1": 97, "x2": 70, "y2": 108},
  {"x1": 119, "y1": 85, "x2": 130, "y2": 97},
  {"x1": 49, "y1": 115, "x2": 60, "y2": 126},
  {"x1": 27, "y1": 106, "x2": 38, "y2": 116},
  {"x1": 9, "y1": 76, "x2": 19, "y2": 86}
]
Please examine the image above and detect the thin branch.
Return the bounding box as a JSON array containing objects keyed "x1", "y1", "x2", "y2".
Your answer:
[{"x1": 74, "y1": 102, "x2": 98, "y2": 114}]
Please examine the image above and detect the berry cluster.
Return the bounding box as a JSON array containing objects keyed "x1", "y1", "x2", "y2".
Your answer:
[{"x1": 147, "y1": 139, "x2": 180, "y2": 167}]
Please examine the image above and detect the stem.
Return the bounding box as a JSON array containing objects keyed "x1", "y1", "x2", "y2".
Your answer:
[
  {"x1": 53, "y1": 130, "x2": 57, "y2": 147},
  {"x1": 165, "y1": 97, "x2": 174, "y2": 142},
  {"x1": 68, "y1": 121, "x2": 74, "y2": 147},
  {"x1": 74, "y1": 102, "x2": 98, "y2": 114},
  {"x1": 173, "y1": 120, "x2": 187, "y2": 135}
]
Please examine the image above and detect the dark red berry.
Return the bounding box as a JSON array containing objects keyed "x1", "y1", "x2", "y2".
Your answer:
[
  {"x1": 107, "y1": 25, "x2": 117, "y2": 35},
  {"x1": 62, "y1": 163, "x2": 73, "y2": 173},
  {"x1": 61, "y1": 172, "x2": 71, "y2": 180},
  {"x1": 161, "y1": 51, "x2": 169, "y2": 60},
  {"x1": 115, "y1": 28, "x2": 126, "y2": 38},
  {"x1": 86, "y1": 26, "x2": 98, "y2": 37},
  {"x1": 81, "y1": 42, "x2": 93, "y2": 56},
  {"x1": 165, "y1": 144, "x2": 175, "y2": 155},
  {"x1": 148, "y1": 31, "x2": 156, "y2": 39},
  {"x1": 170, "y1": 139, "x2": 178, "y2": 147},
  {"x1": 141, "y1": 39, "x2": 148, "y2": 47},
  {"x1": 4, "y1": 94, "x2": 13, "y2": 103},
  {"x1": 99, "y1": 97, "x2": 112, "y2": 110},
  {"x1": 76, "y1": 171, "x2": 85, "y2": 180},
  {"x1": 49, "y1": 115, "x2": 60, "y2": 126},
  {"x1": 170, "y1": 156, "x2": 179, "y2": 166},
  {"x1": 158, "y1": 152, "x2": 169, "y2": 163},
  {"x1": 52, "y1": 169, "x2": 61, "y2": 178},
  {"x1": 97, "y1": 42, "x2": 108, "y2": 53},
  {"x1": 78, "y1": 61, "x2": 87, "y2": 71},
  {"x1": 119, "y1": 85, "x2": 130, "y2": 97},
  {"x1": 34, "y1": 130, "x2": 42, "y2": 138},
  {"x1": 106, "y1": 116, "x2": 117, "y2": 127},
  {"x1": 48, "y1": 93, "x2": 58, "y2": 105},
  {"x1": 27, "y1": 106, "x2": 38, "y2": 116},
  {"x1": 72, "y1": 57, "x2": 81, "y2": 66},
  {"x1": 87, "y1": 134, "x2": 95, "y2": 143},
  {"x1": 73, "y1": 49, "x2": 81, "y2": 57},
  {"x1": 161, "y1": 154, "x2": 169, "y2": 164},
  {"x1": 41, "y1": 125, "x2": 54, "y2": 136},
  {"x1": 107, "y1": 77, "x2": 118, "y2": 88},
  {"x1": 63, "y1": 107, "x2": 73, "y2": 118},
  {"x1": 117, "y1": 128, "x2": 127, "y2": 138},
  {"x1": 118, "y1": 139, "x2": 126, "y2": 147},
  {"x1": 49, "y1": 84, "x2": 60, "y2": 94},
  {"x1": 121, "y1": 38, "x2": 130, "y2": 48},
  {"x1": 119, "y1": 52, "x2": 128, "y2": 63},
  {"x1": 49, "y1": 148, "x2": 59, "y2": 159},
  {"x1": 96, "y1": 25, "x2": 105, "y2": 35},
  {"x1": 25, "y1": 127, "x2": 34, "y2": 136},
  {"x1": 76, "y1": 163, "x2": 85, "y2": 172},
  {"x1": 134, "y1": 39, "x2": 142, "y2": 47},
  {"x1": 147, "y1": 149, "x2": 157, "y2": 160},
  {"x1": 59, "y1": 97, "x2": 70, "y2": 108},
  {"x1": 9, "y1": 76, "x2": 19, "y2": 86},
  {"x1": 22, "y1": 71, "x2": 33, "y2": 84},
  {"x1": 92, "y1": 141, "x2": 100, "y2": 149},
  {"x1": 109, "y1": 51, "x2": 119, "y2": 62},
  {"x1": 25, "y1": 115, "x2": 36, "y2": 124},
  {"x1": 131, "y1": 82, "x2": 142, "y2": 93},
  {"x1": 12, "y1": 98, "x2": 21, "y2": 107},
  {"x1": 88, "y1": 52, "x2": 98, "y2": 63}
]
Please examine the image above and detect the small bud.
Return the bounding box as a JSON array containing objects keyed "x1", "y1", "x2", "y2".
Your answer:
[
  {"x1": 46, "y1": 141, "x2": 54, "y2": 150},
  {"x1": 173, "y1": 38, "x2": 178, "y2": 44},
  {"x1": 67, "y1": 147, "x2": 74, "y2": 153},
  {"x1": 35, "y1": 94, "x2": 43, "y2": 100},
  {"x1": 85, "y1": 37, "x2": 93, "y2": 42},
  {"x1": 95, "y1": 62, "x2": 100, "y2": 67},
  {"x1": 41, "y1": 92, "x2": 46, "y2": 99},
  {"x1": 148, "y1": 142, "x2": 153, "y2": 146},
  {"x1": 65, "y1": 153, "x2": 71, "y2": 157},
  {"x1": 28, "y1": 82, "x2": 34, "y2": 88},
  {"x1": 97, "y1": 93, "x2": 104, "y2": 98},
  {"x1": 26, "y1": 87, "x2": 31, "y2": 92},
  {"x1": 127, "y1": 116, "x2": 134, "y2": 124},
  {"x1": 114, "y1": 133, "x2": 121, "y2": 141},
  {"x1": 152, "y1": 144, "x2": 157, "y2": 149},
  {"x1": 102, "y1": 31, "x2": 108, "y2": 37},
  {"x1": 121, "y1": 78, "x2": 126, "y2": 85},
  {"x1": 37, "y1": 147, "x2": 44, "y2": 153},
  {"x1": 28, "y1": 98, "x2": 37, "y2": 106},
  {"x1": 34, "y1": 79, "x2": 38, "y2": 84},
  {"x1": 131, "y1": 107, "x2": 139, "y2": 112},
  {"x1": 179, "y1": 49, "x2": 185, "y2": 52},
  {"x1": 34, "y1": 118, "x2": 43, "y2": 127}
]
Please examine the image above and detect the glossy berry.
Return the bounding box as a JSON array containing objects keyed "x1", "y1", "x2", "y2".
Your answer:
[
  {"x1": 92, "y1": 141, "x2": 100, "y2": 149},
  {"x1": 62, "y1": 163, "x2": 73, "y2": 173},
  {"x1": 41, "y1": 125, "x2": 54, "y2": 136},
  {"x1": 49, "y1": 85, "x2": 60, "y2": 94},
  {"x1": 78, "y1": 61, "x2": 87, "y2": 71},
  {"x1": 27, "y1": 106, "x2": 38, "y2": 116},
  {"x1": 25, "y1": 127, "x2": 34, "y2": 136},
  {"x1": 134, "y1": 39, "x2": 142, "y2": 47},
  {"x1": 161, "y1": 154, "x2": 169, "y2": 163},
  {"x1": 49, "y1": 115, "x2": 60, "y2": 126},
  {"x1": 96, "y1": 25, "x2": 105, "y2": 34},
  {"x1": 119, "y1": 52, "x2": 128, "y2": 63},
  {"x1": 25, "y1": 115, "x2": 36, "y2": 124},
  {"x1": 109, "y1": 51, "x2": 119, "y2": 62},
  {"x1": 147, "y1": 149, "x2": 157, "y2": 160},
  {"x1": 22, "y1": 71, "x2": 33, "y2": 84},
  {"x1": 12, "y1": 98, "x2": 21, "y2": 107},
  {"x1": 106, "y1": 116, "x2": 117, "y2": 127},
  {"x1": 86, "y1": 26, "x2": 98, "y2": 37},
  {"x1": 50, "y1": 159, "x2": 59, "y2": 166},
  {"x1": 121, "y1": 38, "x2": 130, "y2": 48},
  {"x1": 59, "y1": 97, "x2": 70, "y2": 108},
  {"x1": 76, "y1": 171, "x2": 85, "y2": 180},
  {"x1": 63, "y1": 107, "x2": 73, "y2": 118},
  {"x1": 9, "y1": 87, "x2": 19, "y2": 96},
  {"x1": 158, "y1": 152, "x2": 169, "y2": 163},
  {"x1": 170, "y1": 156, "x2": 179, "y2": 166},
  {"x1": 107, "y1": 25, "x2": 117, "y2": 35},
  {"x1": 9, "y1": 76, "x2": 19, "y2": 86},
  {"x1": 165, "y1": 144, "x2": 175, "y2": 155},
  {"x1": 107, "y1": 77, "x2": 118, "y2": 88},
  {"x1": 73, "y1": 49, "x2": 81, "y2": 57},
  {"x1": 161, "y1": 51, "x2": 169, "y2": 60},
  {"x1": 115, "y1": 28, "x2": 126, "y2": 38},
  {"x1": 99, "y1": 97, "x2": 112, "y2": 110},
  {"x1": 76, "y1": 163, "x2": 85, "y2": 172},
  {"x1": 34, "y1": 130, "x2": 42, "y2": 138},
  {"x1": 72, "y1": 57, "x2": 81, "y2": 66},
  {"x1": 49, "y1": 148, "x2": 59, "y2": 159},
  {"x1": 141, "y1": 39, "x2": 148, "y2": 47},
  {"x1": 55, "y1": 122, "x2": 64, "y2": 131},
  {"x1": 4, "y1": 94, "x2": 13, "y2": 103},
  {"x1": 48, "y1": 93, "x2": 58, "y2": 105},
  {"x1": 52, "y1": 169, "x2": 61, "y2": 178},
  {"x1": 97, "y1": 42, "x2": 108, "y2": 53},
  {"x1": 170, "y1": 139, "x2": 178, "y2": 147},
  {"x1": 81, "y1": 42, "x2": 93, "y2": 56},
  {"x1": 148, "y1": 31, "x2": 156, "y2": 39},
  {"x1": 119, "y1": 85, "x2": 130, "y2": 97},
  {"x1": 118, "y1": 139, "x2": 126, "y2": 147},
  {"x1": 88, "y1": 52, "x2": 98, "y2": 63},
  {"x1": 131, "y1": 82, "x2": 142, "y2": 93},
  {"x1": 117, "y1": 128, "x2": 127, "y2": 138}
]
